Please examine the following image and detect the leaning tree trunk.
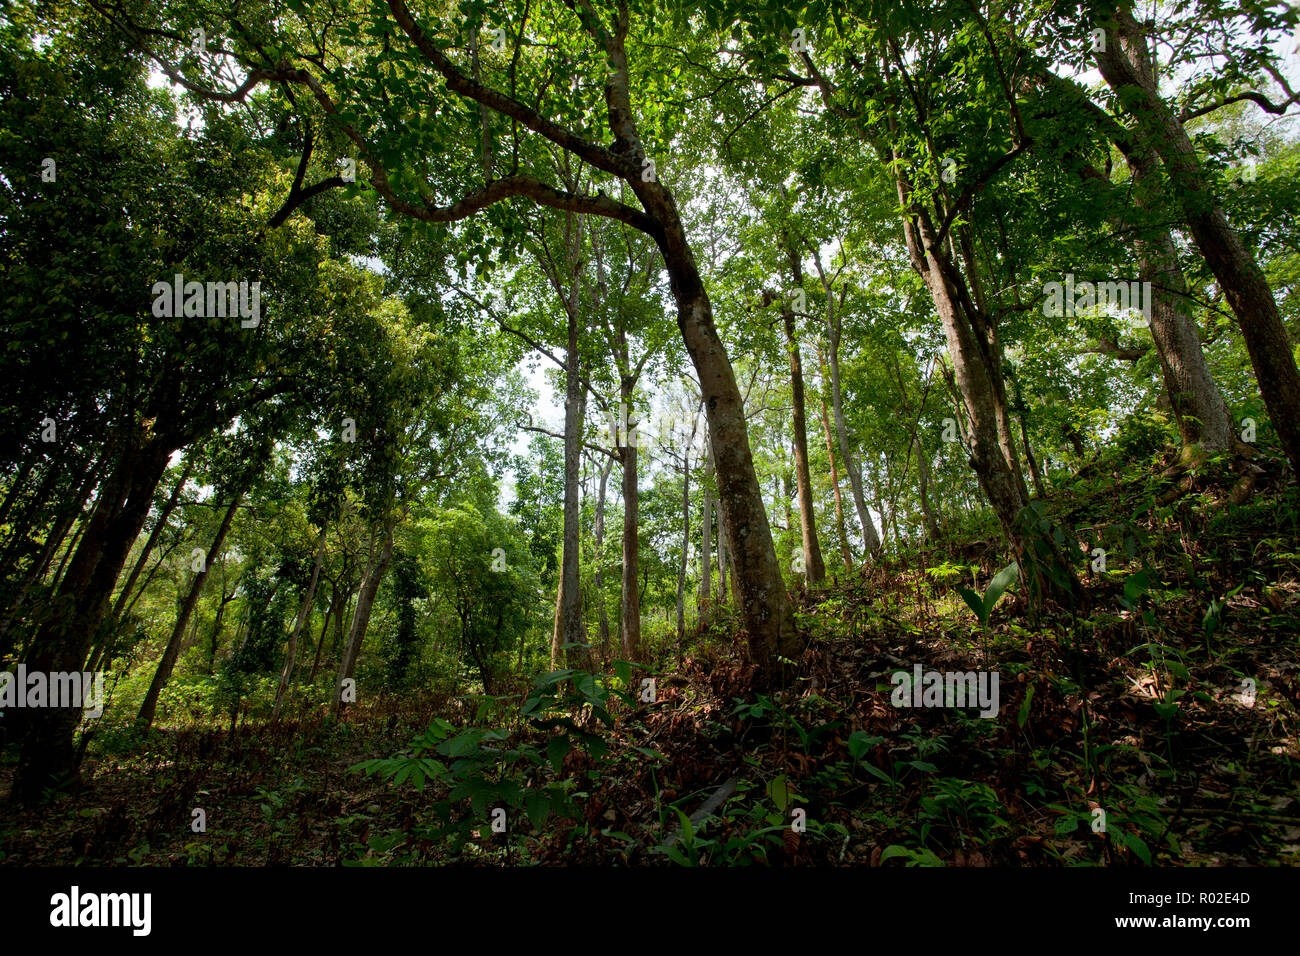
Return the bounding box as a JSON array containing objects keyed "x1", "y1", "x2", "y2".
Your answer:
[
  {"x1": 136, "y1": 492, "x2": 242, "y2": 731},
  {"x1": 12, "y1": 434, "x2": 175, "y2": 803},
  {"x1": 1092, "y1": 2, "x2": 1300, "y2": 474},
  {"x1": 111, "y1": 456, "x2": 194, "y2": 621},
  {"x1": 1042, "y1": 70, "x2": 1237, "y2": 453}
]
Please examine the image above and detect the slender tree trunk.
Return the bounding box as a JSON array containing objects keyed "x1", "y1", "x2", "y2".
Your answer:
[
  {"x1": 203, "y1": 586, "x2": 236, "y2": 675},
  {"x1": 307, "y1": 585, "x2": 339, "y2": 683},
  {"x1": 333, "y1": 518, "x2": 395, "y2": 717},
  {"x1": 718, "y1": 510, "x2": 730, "y2": 605},
  {"x1": 698, "y1": 465, "x2": 712, "y2": 624},
  {"x1": 893, "y1": 157, "x2": 1028, "y2": 543},
  {"x1": 0, "y1": 458, "x2": 36, "y2": 533},
  {"x1": 638, "y1": 185, "x2": 797, "y2": 667},
  {"x1": 824, "y1": 321, "x2": 883, "y2": 559},
  {"x1": 1017, "y1": 405, "x2": 1048, "y2": 500},
  {"x1": 593, "y1": 456, "x2": 613, "y2": 663},
  {"x1": 112, "y1": 457, "x2": 194, "y2": 620},
  {"x1": 818, "y1": 390, "x2": 854, "y2": 572},
  {"x1": 1039, "y1": 71, "x2": 1237, "y2": 454},
  {"x1": 782, "y1": 304, "x2": 826, "y2": 583},
  {"x1": 676, "y1": 447, "x2": 692, "y2": 658},
  {"x1": 915, "y1": 438, "x2": 941, "y2": 539},
  {"x1": 0, "y1": 455, "x2": 105, "y2": 646},
  {"x1": 274, "y1": 521, "x2": 328, "y2": 720},
  {"x1": 550, "y1": 320, "x2": 588, "y2": 671},
  {"x1": 136, "y1": 493, "x2": 241, "y2": 731},
  {"x1": 619, "y1": 380, "x2": 642, "y2": 662}
]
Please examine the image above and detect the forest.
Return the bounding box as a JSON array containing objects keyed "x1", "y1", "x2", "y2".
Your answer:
[{"x1": 0, "y1": 0, "x2": 1298, "y2": 875}]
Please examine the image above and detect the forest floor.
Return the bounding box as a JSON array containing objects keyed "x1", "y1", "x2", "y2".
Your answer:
[{"x1": 2, "y1": 447, "x2": 1298, "y2": 866}]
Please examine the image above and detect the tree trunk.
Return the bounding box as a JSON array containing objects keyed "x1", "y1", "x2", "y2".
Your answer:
[
  {"x1": 588, "y1": 21, "x2": 795, "y2": 673},
  {"x1": 307, "y1": 584, "x2": 339, "y2": 683},
  {"x1": 1092, "y1": 2, "x2": 1299, "y2": 472},
  {"x1": 783, "y1": 305, "x2": 826, "y2": 583},
  {"x1": 1041, "y1": 67, "x2": 1237, "y2": 453},
  {"x1": 914, "y1": 438, "x2": 941, "y2": 539},
  {"x1": 894, "y1": 158, "x2": 1027, "y2": 540},
  {"x1": 818, "y1": 390, "x2": 854, "y2": 572},
  {"x1": 824, "y1": 317, "x2": 883, "y2": 559},
  {"x1": 698, "y1": 471, "x2": 712, "y2": 623},
  {"x1": 274, "y1": 521, "x2": 328, "y2": 720},
  {"x1": 136, "y1": 493, "x2": 241, "y2": 731},
  {"x1": 619, "y1": 380, "x2": 642, "y2": 662},
  {"x1": 550, "y1": 316, "x2": 588, "y2": 671},
  {"x1": 675, "y1": 447, "x2": 692, "y2": 658},
  {"x1": 593, "y1": 455, "x2": 613, "y2": 663},
  {"x1": 333, "y1": 518, "x2": 395, "y2": 718},
  {"x1": 12, "y1": 436, "x2": 175, "y2": 802},
  {"x1": 112, "y1": 456, "x2": 194, "y2": 620}
]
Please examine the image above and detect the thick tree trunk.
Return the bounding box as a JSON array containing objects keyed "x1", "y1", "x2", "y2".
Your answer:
[
  {"x1": 136, "y1": 493, "x2": 241, "y2": 731},
  {"x1": 1092, "y1": 2, "x2": 1299, "y2": 472},
  {"x1": 12, "y1": 436, "x2": 174, "y2": 802}
]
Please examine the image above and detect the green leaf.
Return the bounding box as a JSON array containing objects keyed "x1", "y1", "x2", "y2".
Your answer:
[
  {"x1": 957, "y1": 586, "x2": 985, "y2": 622},
  {"x1": 984, "y1": 560, "x2": 1019, "y2": 615},
  {"x1": 861, "y1": 761, "x2": 894, "y2": 785},
  {"x1": 1017, "y1": 684, "x2": 1035, "y2": 728},
  {"x1": 524, "y1": 790, "x2": 550, "y2": 830},
  {"x1": 546, "y1": 735, "x2": 571, "y2": 772},
  {"x1": 847, "y1": 730, "x2": 881, "y2": 761},
  {"x1": 1123, "y1": 570, "x2": 1151, "y2": 606},
  {"x1": 767, "y1": 774, "x2": 793, "y2": 812}
]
